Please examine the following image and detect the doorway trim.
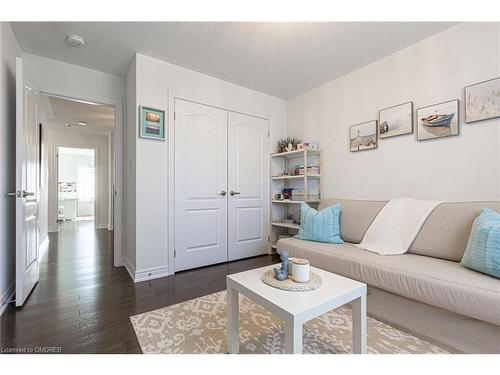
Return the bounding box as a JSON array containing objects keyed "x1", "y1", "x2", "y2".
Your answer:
[
  {"x1": 37, "y1": 88, "x2": 123, "y2": 267},
  {"x1": 53, "y1": 145, "x2": 98, "y2": 229}
]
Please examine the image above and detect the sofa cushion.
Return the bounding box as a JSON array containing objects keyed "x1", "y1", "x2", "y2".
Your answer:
[
  {"x1": 277, "y1": 237, "x2": 500, "y2": 326},
  {"x1": 295, "y1": 202, "x2": 343, "y2": 244},
  {"x1": 461, "y1": 208, "x2": 500, "y2": 278},
  {"x1": 409, "y1": 202, "x2": 500, "y2": 262},
  {"x1": 318, "y1": 199, "x2": 386, "y2": 243}
]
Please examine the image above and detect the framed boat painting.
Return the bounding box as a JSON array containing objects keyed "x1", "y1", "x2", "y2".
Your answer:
[
  {"x1": 465, "y1": 77, "x2": 500, "y2": 123},
  {"x1": 349, "y1": 120, "x2": 378, "y2": 152},
  {"x1": 416, "y1": 99, "x2": 459, "y2": 141},
  {"x1": 139, "y1": 106, "x2": 166, "y2": 141},
  {"x1": 379, "y1": 101, "x2": 413, "y2": 139}
]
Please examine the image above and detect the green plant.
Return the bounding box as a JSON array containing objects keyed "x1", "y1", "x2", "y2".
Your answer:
[{"x1": 276, "y1": 137, "x2": 301, "y2": 152}]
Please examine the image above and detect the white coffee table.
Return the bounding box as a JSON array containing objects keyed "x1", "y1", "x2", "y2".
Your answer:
[{"x1": 226, "y1": 264, "x2": 367, "y2": 354}]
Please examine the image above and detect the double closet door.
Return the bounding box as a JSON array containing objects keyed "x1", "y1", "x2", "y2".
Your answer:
[{"x1": 174, "y1": 99, "x2": 269, "y2": 272}]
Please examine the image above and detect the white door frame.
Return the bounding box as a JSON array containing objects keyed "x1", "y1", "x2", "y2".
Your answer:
[
  {"x1": 53, "y1": 145, "x2": 98, "y2": 228},
  {"x1": 37, "y1": 88, "x2": 123, "y2": 267},
  {"x1": 168, "y1": 91, "x2": 270, "y2": 274}
]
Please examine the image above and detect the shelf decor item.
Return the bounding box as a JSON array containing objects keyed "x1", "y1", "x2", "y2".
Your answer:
[
  {"x1": 139, "y1": 106, "x2": 166, "y2": 141},
  {"x1": 282, "y1": 188, "x2": 293, "y2": 200},
  {"x1": 273, "y1": 250, "x2": 289, "y2": 281},
  {"x1": 349, "y1": 120, "x2": 378, "y2": 152},
  {"x1": 276, "y1": 137, "x2": 300, "y2": 153},
  {"x1": 291, "y1": 258, "x2": 310, "y2": 283},
  {"x1": 465, "y1": 77, "x2": 500, "y2": 124},
  {"x1": 307, "y1": 142, "x2": 319, "y2": 150},
  {"x1": 379, "y1": 101, "x2": 413, "y2": 139},
  {"x1": 417, "y1": 99, "x2": 459, "y2": 141}
]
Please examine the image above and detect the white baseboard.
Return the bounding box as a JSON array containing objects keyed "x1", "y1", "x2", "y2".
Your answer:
[
  {"x1": 0, "y1": 282, "x2": 15, "y2": 317},
  {"x1": 123, "y1": 257, "x2": 169, "y2": 283},
  {"x1": 39, "y1": 236, "x2": 49, "y2": 259},
  {"x1": 134, "y1": 265, "x2": 170, "y2": 283},
  {"x1": 123, "y1": 256, "x2": 136, "y2": 281}
]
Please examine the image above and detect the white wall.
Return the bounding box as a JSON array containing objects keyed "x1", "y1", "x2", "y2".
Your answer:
[
  {"x1": 124, "y1": 57, "x2": 137, "y2": 273},
  {"x1": 288, "y1": 23, "x2": 500, "y2": 202},
  {"x1": 46, "y1": 128, "x2": 111, "y2": 231},
  {"x1": 23, "y1": 53, "x2": 125, "y2": 102},
  {"x1": 108, "y1": 132, "x2": 115, "y2": 230},
  {"x1": 126, "y1": 53, "x2": 287, "y2": 278},
  {"x1": 0, "y1": 22, "x2": 21, "y2": 314}
]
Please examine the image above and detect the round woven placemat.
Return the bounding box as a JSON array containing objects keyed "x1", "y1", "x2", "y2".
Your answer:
[{"x1": 261, "y1": 270, "x2": 322, "y2": 292}]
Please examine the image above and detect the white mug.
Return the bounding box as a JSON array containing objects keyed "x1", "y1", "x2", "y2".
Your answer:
[{"x1": 292, "y1": 259, "x2": 310, "y2": 283}]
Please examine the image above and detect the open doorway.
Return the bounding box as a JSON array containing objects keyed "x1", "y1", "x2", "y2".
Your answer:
[
  {"x1": 38, "y1": 94, "x2": 116, "y2": 259},
  {"x1": 56, "y1": 146, "x2": 97, "y2": 230}
]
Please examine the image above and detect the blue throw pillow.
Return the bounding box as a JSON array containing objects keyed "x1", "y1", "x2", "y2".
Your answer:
[
  {"x1": 461, "y1": 208, "x2": 500, "y2": 278},
  {"x1": 295, "y1": 202, "x2": 343, "y2": 244}
]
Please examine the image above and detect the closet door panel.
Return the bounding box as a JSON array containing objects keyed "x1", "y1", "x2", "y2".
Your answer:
[
  {"x1": 174, "y1": 99, "x2": 228, "y2": 271},
  {"x1": 228, "y1": 112, "x2": 269, "y2": 261}
]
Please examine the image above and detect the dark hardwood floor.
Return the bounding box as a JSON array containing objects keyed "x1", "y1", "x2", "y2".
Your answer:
[{"x1": 0, "y1": 221, "x2": 279, "y2": 353}]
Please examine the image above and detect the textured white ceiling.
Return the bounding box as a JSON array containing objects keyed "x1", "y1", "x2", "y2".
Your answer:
[
  {"x1": 12, "y1": 22, "x2": 455, "y2": 99},
  {"x1": 42, "y1": 95, "x2": 114, "y2": 136}
]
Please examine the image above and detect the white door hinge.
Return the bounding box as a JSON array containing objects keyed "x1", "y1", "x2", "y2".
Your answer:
[
  {"x1": 268, "y1": 235, "x2": 270, "y2": 243},
  {"x1": 267, "y1": 130, "x2": 270, "y2": 138},
  {"x1": 174, "y1": 112, "x2": 176, "y2": 120},
  {"x1": 174, "y1": 249, "x2": 176, "y2": 258}
]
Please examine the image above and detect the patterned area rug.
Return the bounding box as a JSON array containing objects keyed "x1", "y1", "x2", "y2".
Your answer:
[{"x1": 130, "y1": 291, "x2": 448, "y2": 354}]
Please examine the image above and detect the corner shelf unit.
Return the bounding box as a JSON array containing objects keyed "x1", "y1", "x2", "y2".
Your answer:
[{"x1": 269, "y1": 148, "x2": 322, "y2": 253}]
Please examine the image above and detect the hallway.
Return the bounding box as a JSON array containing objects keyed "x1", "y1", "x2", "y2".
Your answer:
[{"x1": 0, "y1": 223, "x2": 278, "y2": 353}]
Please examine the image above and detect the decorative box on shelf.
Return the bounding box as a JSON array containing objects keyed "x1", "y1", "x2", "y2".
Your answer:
[{"x1": 296, "y1": 165, "x2": 320, "y2": 175}]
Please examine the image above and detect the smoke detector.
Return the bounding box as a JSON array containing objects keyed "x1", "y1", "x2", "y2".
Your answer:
[
  {"x1": 66, "y1": 34, "x2": 86, "y2": 48},
  {"x1": 77, "y1": 121, "x2": 87, "y2": 126}
]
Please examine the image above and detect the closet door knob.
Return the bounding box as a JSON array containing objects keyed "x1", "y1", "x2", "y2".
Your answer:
[
  {"x1": 218, "y1": 190, "x2": 227, "y2": 196},
  {"x1": 230, "y1": 191, "x2": 240, "y2": 196}
]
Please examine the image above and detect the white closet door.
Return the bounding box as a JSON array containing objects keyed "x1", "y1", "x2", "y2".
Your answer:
[
  {"x1": 174, "y1": 99, "x2": 228, "y2": 271},
  {"x1": 228, "y1": 112, "x2": 269, "y2": 261}
]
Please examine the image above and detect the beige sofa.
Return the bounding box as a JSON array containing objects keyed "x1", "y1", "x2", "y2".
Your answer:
[{"x1": 277, "y1": 199, "x2": 500, "y2": 354}]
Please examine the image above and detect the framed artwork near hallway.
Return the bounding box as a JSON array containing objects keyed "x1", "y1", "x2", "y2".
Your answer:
[
  {"x1": 416, "y1": 99, "x2": 459, "y2": 141},
  {"x1": 349, "y1": 120, "x2": 378, "y2": 152},
  {"x1": 139, "y1": 106, "x2": 166, "y2": 140},
  {"x1": 379, "y1": 101, "x2": 413, "y2": 139},
  {"x1": 465, "y1": 76, "x2": 500, "y2": 123}
]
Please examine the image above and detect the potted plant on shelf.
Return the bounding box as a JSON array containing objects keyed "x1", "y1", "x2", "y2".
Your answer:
[{"x1": 276, "y1": 137, "x2": 300, "y2": 153}]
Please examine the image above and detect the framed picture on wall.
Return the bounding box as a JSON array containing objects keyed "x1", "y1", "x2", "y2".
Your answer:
[
  {"x1": 139, "y1": 106, "x2": 166, "y2": 140},
  {"x1": 349, "y1": 120, "x2": 378, "y2": 152},
  {"x1": 416, "y1": 99, "x2": 459, "y2": 141},
  {"x1": 378, "y1": 101, "x2": 413, "y2": 139},
  {"x1": 465, "y1": 77, "x2": 500, "y2": 124}
]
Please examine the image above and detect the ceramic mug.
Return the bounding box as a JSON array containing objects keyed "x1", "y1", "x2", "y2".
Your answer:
[{"x1": 292, "y1": 259, "x2": 310, "y2": 283}]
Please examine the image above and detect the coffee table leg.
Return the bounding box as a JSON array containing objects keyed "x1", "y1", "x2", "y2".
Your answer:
[
  {"x1": 352, "y1": 293, "x2": 367, "y2": 354},
  {"x1": 227, "y1": 286, "x2": 239, "y2": 354},
  {"x1": 284, "y1": 318, "x2": 302, "y2": 354}
]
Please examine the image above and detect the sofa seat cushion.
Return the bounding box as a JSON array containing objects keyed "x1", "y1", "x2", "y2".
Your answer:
[{"x1": 277, "y1": 237, "x2": 500, "y2": 326}]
